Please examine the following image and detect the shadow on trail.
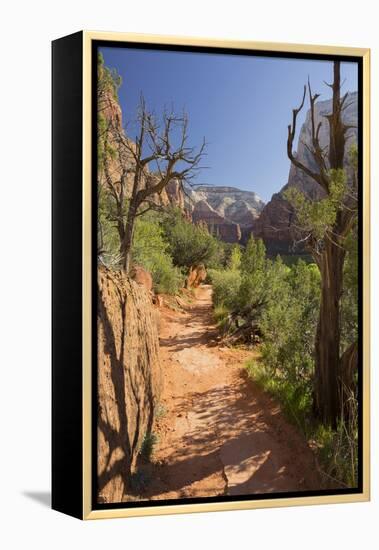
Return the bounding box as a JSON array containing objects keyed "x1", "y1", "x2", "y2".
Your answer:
[{"x1": 134, "y1": 375, "x2": 317, "y2": 500}]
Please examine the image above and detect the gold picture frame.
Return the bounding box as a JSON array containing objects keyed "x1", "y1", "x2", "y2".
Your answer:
[{"x1": 52, "y1": 31, "x2": 370, "y2": 520}]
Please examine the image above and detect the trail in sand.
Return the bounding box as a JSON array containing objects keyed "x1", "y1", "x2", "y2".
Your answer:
[{"x1": 142, "y1": 285, "x2": 320, "y2": 500}]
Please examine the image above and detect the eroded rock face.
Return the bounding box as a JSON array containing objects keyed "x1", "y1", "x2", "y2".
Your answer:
[
  {"x1": 252, "y1": 92, "x2": 358, "y2": 254},
  {"x1": 185, "y1": 185, "x2": 264, "y2": 243},
  {"x1": 186, "y1": 264, "x2": 207, "y2": 288},
  {"x1": 165, "y1": 178, "x2": 186, "y2": 210},
  {"x1": 192, "y1": 200, "x2": 242, "y2": 243},
  {"x1": 195, "y1": 186, "x2": 265, "y2": 225},
  {"x1": 130, "y1": 264, "x2": 153, "y2": 293},
  {"x1": 97, "y1": 266, "x2": 162, "y2": 503}
]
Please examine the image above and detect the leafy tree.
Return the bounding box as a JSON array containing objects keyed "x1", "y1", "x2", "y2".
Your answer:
[
  {"x1": 161, "y1": 208, "x2": 221, "y2": 268},
  {"x1": 227, "y1": 245, "x2": 242, "y2": 271},
  {"x1": 240, "y1": 236, "x2": 266, "y2": 274}
]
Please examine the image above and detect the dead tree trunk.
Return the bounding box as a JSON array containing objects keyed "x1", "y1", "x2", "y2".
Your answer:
[
  {"x1": 101, "y1": 98, "x2": 205, "y2": 275},
  {"x1": 313, "y1": 239, "x2": 346, "y2": 426}
]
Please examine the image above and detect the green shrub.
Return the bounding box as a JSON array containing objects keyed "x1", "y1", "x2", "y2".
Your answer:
[
  {"x1": 315, "y1": 400, "x2": 358, "y2": 488},
  {"x1": 139, "y1": 432, "x2": 158, "y2": 462},
  {"x1": 227, "y1": 245, "x2": 242, "y2": 271},
  {"x1": 161, "y1": 208, "x2": 224, "y2": 269},
  {"x1": 208, "y1": 268, "x2": 241, "y2": 310},
  {"x1": 213, "y1": 304, "x2": 230, "y2": 330},
  {"x1": 245, "y1": 358, "x2": 312, "y2": 433},
  {"x1": 245, "y1": 356, "x2": 358, "y2": 488},
  {"x1": 132, "y1": 214, "x2": 184, "y2": 294},
  {"x1": 341, "y1": 226, "x2": 358, "y2": 353},
  {"x1": 259, "y1": 259, "x2": 320, "y2": 385}
]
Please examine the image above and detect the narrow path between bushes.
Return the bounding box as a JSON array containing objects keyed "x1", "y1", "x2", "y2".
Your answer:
[{"x1": 141, "y1": 285, "x2": 320, "y2": 500}]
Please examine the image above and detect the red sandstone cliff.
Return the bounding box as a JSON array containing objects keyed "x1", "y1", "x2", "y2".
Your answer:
[{"x1": 97, "y1": 267, "x2": 162, "y2": 503}]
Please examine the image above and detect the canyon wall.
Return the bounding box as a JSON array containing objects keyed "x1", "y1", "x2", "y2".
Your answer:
[
  {"x1": 97, "y1": 267, "x2": 162, "y2": 503},
  {"x1": 252, "y1": 92, "x2": 358, "y2": 254}
]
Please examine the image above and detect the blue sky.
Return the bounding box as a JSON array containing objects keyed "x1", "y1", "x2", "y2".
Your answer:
[{"x1": 100, "y1": 47, "x2": 358, "y2": 203}]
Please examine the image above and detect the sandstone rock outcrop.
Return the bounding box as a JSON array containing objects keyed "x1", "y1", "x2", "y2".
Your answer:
[
  {"x1": 252, "y1": 92, "x2": 358, "y2": 253},
  {"x1": 97, "y1": 267, "x2": 162, "y2": 503},
  {"x1": 192, "y1": 199, "x2": 242, "y2": 243},
  {"x1": 130, "y1": 264, "x2": 153, "y2": 293},
  {"x1": 194, "y1": 185, "x2": 264, "y2": 225},
  {"x1": 185, "y1": 184, "x2": 264, "y2": 243},
  {"x1": 186, "y1": 264, "x2": 207, "y2": 288}
]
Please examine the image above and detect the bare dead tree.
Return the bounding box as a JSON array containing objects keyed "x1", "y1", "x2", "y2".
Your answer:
[
  {"x1": 101, "y1": 96, "x2": 206, "y2": 273},
  {"x1": 287, "y1": 61, "x2": 358, "y2": 427}
]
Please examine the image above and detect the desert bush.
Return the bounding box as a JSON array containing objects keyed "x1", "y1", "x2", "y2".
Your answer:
[
  {"x1": 161, "y1": 208, "x2": 224, "y2": 269},
  {"x1": 259, "y1": 259, "x2": 320, "y2": 385},
  {"x1": 227, "y1": 245, "x2": 242, "y2": 271},
  {"x1": 139, "y1": 432, "x2": 158, "y2": 462},
  {"x1": 245, "y1": 357, "x2": 358, "y2": 487},
  {"x1": 341, "y1": 226, "x2": 358, "y2": 353},
  {"x1": 213, "y1": 304, "x2": 230, "y2": 331},
  {"x1": 245, "y1": 358, "x2": 312, "y2": 433},
  {"x1": 132, "y1": 215, "x2": 184, "y2": 294},
  {"x1": 208, "y1": 268, "x2": 241, "y2": 310}
]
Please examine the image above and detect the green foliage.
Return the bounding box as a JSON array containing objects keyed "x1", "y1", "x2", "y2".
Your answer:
[
  {"x1": 139, "y1": 432, "x2": 158, "y2": 462},
  {"x1": 240, "y1": 236, "x2": 266, "y2": 273},
  {"x1": 245, "y1": 358, "x2": 312, "y2": 433},
  {"x1": 161, "y1": 208, "x2": 224, "y2": 269},
  {"x1": 154, "y1": 403, "x2": 167, "y2": 419},
  {"x1": 284, "y1": 169, "x2": 347, "y2": 240},
  {"x1": 213, "y1": 304, "x2": 230, "y2": 329},
  {"x1": 260, "y1": 259, "x2": 321, "y2": 385},
  {"x1": 227, "y1": 245, "x2": 242, "y2": 271},
  {"x1": 315, "y1": 396, "x2": 358, "y2": 487},
  {"x1": 98, "y1": 186, "x2": 123, "y2": 266},
  {"x1": 341, "y1": 225, "x2": 358, "y2": 352},
  {"x1": 98, "y1": 202, "x2": 183, "y2": 294},
  {"x1": 349, "y1": 143, "x2": 358, "y2": 172},
  {"x1": 208, "y1": 268, "x2": 241, "y2": 310},
  {"x1": 237, "y1": 237, "x2": 290, "y2": 313},
  {"x1": 132, "y1": 214, "x2": 184, "y2": 294},
  {"x1": 245, "y1": 357, "x2": 358, "y2": 487},
  {"x1": 236, "y1": 236, "x2": 269, "y2": 310},
  {"x1": 97, "y1": 52, "x2": 122, "y2": 100},
  {"x1": 97, "y1": 53, "x2": 123, "y2": 169},
  {"x1": 240, "y1": 246, "x2": 357, "y2": 489}
]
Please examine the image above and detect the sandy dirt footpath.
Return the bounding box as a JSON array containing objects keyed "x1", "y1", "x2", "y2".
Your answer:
[{"x1": 139, "y1": 285, "x2": 320, "y2": 500}]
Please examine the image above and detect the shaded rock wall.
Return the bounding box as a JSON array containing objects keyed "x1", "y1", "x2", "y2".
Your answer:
[{"x1": 97, "y1": 266, "x2": 162, "y2": 503}]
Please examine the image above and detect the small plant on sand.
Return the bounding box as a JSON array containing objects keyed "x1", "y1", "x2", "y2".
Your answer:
[
  {"x1": 155, "y1": 403, "x2": 167, "y2": 419},
  {"x1": 139, "y1": 432, "x2": 158, "y2": 462},
  {"x1": 314, "y1": 392, "x2": 358, "y2": 487},
  {"x1": 213, "y1": 304, "x2": 229, "y2": 330},
  {"x1": 245, "y1": 358, "x2": 312, "y2": 433},
  {"x1": 245, "y1": 358, "x2": 358, "y2": 488}
]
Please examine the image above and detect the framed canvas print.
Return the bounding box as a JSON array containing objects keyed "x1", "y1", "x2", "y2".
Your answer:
[{"x1": 52, "y1": 31, "x2": 370, "y2": 520}]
